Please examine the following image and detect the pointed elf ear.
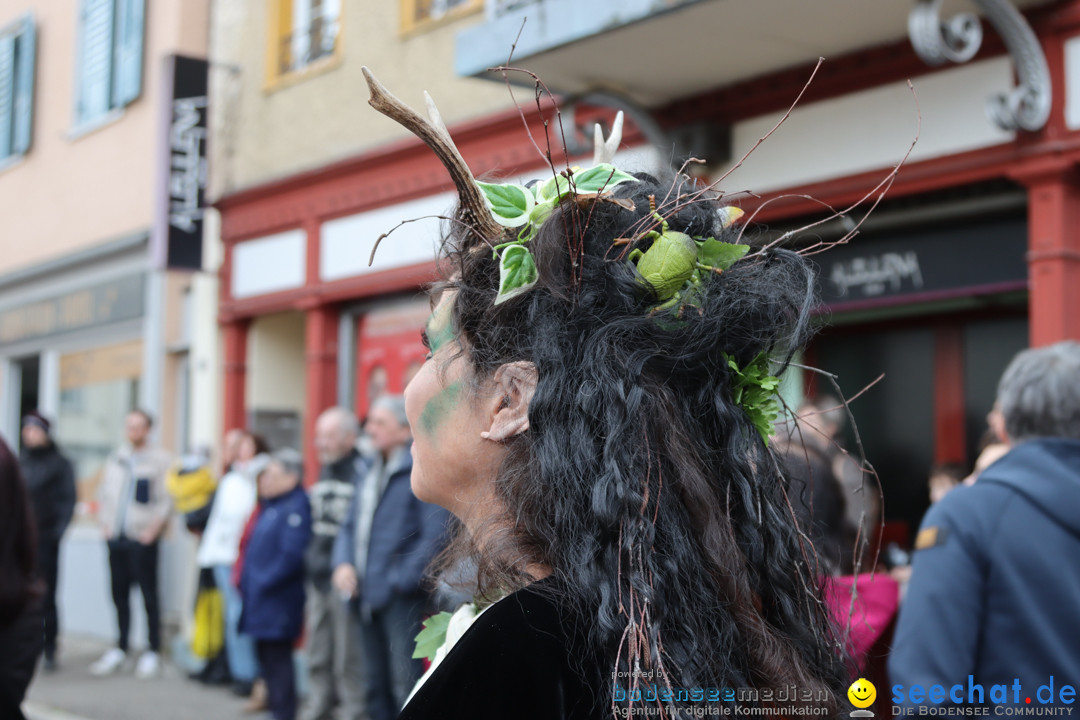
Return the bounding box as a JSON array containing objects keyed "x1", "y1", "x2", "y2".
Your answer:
[{"x1": 481, "y1": 362, "x2": 538, "y2": 442}]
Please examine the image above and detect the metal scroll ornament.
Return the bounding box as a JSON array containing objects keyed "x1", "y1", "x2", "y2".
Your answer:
[{"x1": 908, "y1": 0, "x2": 1051, "y2": 132}]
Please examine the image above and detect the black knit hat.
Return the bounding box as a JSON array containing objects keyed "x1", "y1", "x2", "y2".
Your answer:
[{"x1": 22, "y1": 410, "x2": 51, "y2": 434}]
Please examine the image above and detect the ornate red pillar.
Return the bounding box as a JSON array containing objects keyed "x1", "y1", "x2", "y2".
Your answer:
[
  {"x1": 1013, "y1": 162, "x2": 1080, "y2": 346},
  {"x1": 303, "y1": 304, "x2": 340, "y2": 486},
  {"x1": 933, "y1": 324, "x2": 966, "y2": 464},
  {"x1": 223, "y1": 319, "x2": 250, "y2": 433}
]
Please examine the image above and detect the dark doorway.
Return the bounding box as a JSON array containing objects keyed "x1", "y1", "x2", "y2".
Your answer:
[
  {"x1": 814, "y1": 326, "x2": 936, "y2": 543},
  {"x1": 15, "y1": 355, "x2": 40, "y2": 451}
]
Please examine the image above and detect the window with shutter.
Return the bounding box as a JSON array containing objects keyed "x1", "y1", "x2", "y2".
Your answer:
[
  {"x1": 112, "y1": 0, "x2": 143, "y2": 107},
  {"x1": 0, "y1": 13, "x2": 35, "y2": 164},
  {"x1": 0, "y1": 35, "x2": 14, "y2": 160},
  {"x1": 73, "y1": 0, "x2": 144, "y2": 132},
  {"x1": 268, "y1": 0, "x2": 342, "y2": 85},
  {"x1": 400, "y1": 0, "x2": 482, "y2": 35}
]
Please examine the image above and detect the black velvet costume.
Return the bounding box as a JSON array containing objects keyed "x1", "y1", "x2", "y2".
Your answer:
[{"x1": 398, "y1": 578, "x2": 609, "y2": 719}]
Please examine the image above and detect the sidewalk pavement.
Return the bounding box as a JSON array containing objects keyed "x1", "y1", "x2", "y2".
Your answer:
[{"x1": 23, "y1": 635, "x2": 254, "y2": 720}]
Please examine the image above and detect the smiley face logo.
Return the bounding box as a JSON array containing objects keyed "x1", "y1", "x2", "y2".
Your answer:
[{"x1": 847, "y1": 678, "x2": 876, "y2": 709}]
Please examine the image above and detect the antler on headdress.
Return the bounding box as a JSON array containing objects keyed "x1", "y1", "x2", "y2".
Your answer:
[
  {"x1": 362, "y1": 66, "x2": 505, "y2": 247},
  {"x1": 593, "y1": 110, "x2": 624, "y2": 165}
]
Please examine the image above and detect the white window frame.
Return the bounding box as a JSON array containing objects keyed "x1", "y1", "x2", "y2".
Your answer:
[{"x1": 278, "y1": 0, "x2": 341, "y2": 77}]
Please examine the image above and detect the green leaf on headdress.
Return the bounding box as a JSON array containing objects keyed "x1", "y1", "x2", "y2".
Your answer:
[
  {"x1": 535, "y1": 174, "x2": 572, "y2": 204},
  {"x1": 477, "y1": 181, "x2": 534, "y2": 228},
  {"x1": 495, "y1": 244, "x2": 539, "y2": 305},
  {"x1": 535, "y1": 164, "x2": 637, "y2": 204},
  {"x1": 412, "y1": 610, "x2": 453, "y2": 662},
  {"x1": 570, "y1": 163, "x2": 638, "y2": 194},
  {"x1": 726, "y1": 353, "x2": 782, "y2": 444},
  {"x1": 698, "y1": 238, "x2": 750, "y2": 271},
  {"x1": 529, "y1": 200, "x2": 555, "y2": 227}
]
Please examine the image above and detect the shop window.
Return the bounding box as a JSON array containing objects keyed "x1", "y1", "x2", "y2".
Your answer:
[
  {"x1": 353, "y1": 301, "x2": 429, "y2": 417},
  {"x1": 73, "y1": 0, "x2": 144, "y2": 131},
  {"x1": 268, "y1": 0, "x2": 341, "y2": 83},
  {"x1": 60, "y1": 388, "x2": 84, "y2": 413},
  {"x1": 56, "y1": 341, "x2": 142, "y2": 502},
  {"x1": 0, "y1": 13, "x2": 35, "y2": 164},
  {"x1": 400, "y1": 0, "x2": 482, "y2": 35}
]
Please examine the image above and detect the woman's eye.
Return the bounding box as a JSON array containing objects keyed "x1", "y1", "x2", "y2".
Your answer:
[{"x1": 424, "y1": 352, "x2": 433, "y2": 361}]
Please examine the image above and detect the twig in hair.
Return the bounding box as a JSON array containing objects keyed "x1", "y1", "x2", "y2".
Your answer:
[
  {"x1": 492, "y1": 21, "x2": 550, "y2": 165},
  {"x1": 793, "y1": 370, "x2": 885, "y2": 411},
  {"x1": 716, "y1": 58, "x2": 825, "y2": 189},
  {"x1": 368, "y1": 214, "x2": 495, "y2": 266},
  {"x1": 761, "y1": 80, "x2": 922, "y2": 256},
  {"x1": 784, "y1": 364, "x2": 886, "y2": 578},
  {"x1": 619, "y1": 59, "x2": 824, "y2": 244}
]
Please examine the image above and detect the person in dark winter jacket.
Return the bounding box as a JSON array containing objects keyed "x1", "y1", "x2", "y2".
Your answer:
[
  {"x1": 18, "y1": 411, "x2": 75, "y2": 671},
  {"x1": 890, "y1": 341, "x2": 1080, "y2": 714},
  {"x1": 240, "y1": 449, "x2": 312, "y2": 720},
  {"x1": 0, "y1": 435, "x2": 44, "y2": 720}
]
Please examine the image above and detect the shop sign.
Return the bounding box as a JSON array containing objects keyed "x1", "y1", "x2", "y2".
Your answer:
[
  {"x1": 816, "y1": 216, "x2": 1028, "y2": 308},
  {"x1": 0, "y1": 275, "x2": 144, "y2": 344},
  {"x1": 153, "y1": 55, "x2": 208, "y2": 271}
]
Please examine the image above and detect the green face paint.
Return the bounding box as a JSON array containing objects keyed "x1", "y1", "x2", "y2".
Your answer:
[
  {"x1": 419, "y1": 380, "x2": 462, "y2": 436},
  {"x1": 425, "y1": 298, "x2": 455, "y2": 354}
]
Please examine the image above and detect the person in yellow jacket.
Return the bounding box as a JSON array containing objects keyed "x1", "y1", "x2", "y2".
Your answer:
[{"x1": 166, "y1": 456, "x2": 217, "y2": 535}]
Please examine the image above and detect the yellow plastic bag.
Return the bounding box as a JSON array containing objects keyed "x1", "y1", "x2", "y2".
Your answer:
[{"x1": 191, "y1": 586, "x2": 225, "y2": 660}]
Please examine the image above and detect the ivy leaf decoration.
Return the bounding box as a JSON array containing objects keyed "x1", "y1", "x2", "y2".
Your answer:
[
  {"x1": 477, "y1": 181, "x2": 535, "y2": 228},
  {"x1": 726, "y1": 352, "x2": 782, "y2": 444},
  {"x1": 698, "y1": 238, "x2": 750, "y2": 271},
  {"x1": 529, "y1": 200, "x2": 555, "y2": 227},
  {"x1": 536, "y1": 174, "x2": 572, "y2": 204},
  {"x1": 496, "y1": 244, "x2": 539, "y2": 305},
  {"x1": 535, "y1": 164, "x2": 637, "y2": 204},
  {"x1": 571, "y1": 163, "x2": 638, "y2": 194},
  {"x1": 413, "y1": 610, "x2": 453, "y2": 662}
]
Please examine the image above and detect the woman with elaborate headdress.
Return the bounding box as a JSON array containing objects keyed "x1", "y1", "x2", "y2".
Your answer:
[{"x1": 361, "y1": 69, "x2": 850, "y2": 719}]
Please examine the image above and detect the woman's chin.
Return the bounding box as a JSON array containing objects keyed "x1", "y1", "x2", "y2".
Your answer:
[{"x1": 410, "y1": 467, "x2": 449, "y2": 511}]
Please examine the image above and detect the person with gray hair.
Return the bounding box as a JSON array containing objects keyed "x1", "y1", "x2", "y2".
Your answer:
[
  {"x1": 302, "y1": 407, "x2": 368, "y2": 720},
  {"x1": 331, "y1": 395, "x2": 452, "y2": 720},
  {"x1": 240, "y1": 447, "x2": 312, "y2": 720},
  {"x1": 889, "y1": 341, "x2": 1080, "y2": 714}
]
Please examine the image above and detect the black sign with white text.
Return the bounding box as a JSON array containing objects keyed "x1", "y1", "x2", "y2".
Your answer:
[
  {"x1": 154, "y1": 55, "x2": 208, "y2": 270},
  {"x1": 814, "y1": 216, "x2": 1028, "y2": 309}
]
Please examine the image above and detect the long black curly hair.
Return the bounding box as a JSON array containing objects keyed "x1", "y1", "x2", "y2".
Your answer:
[{"x1": 433, "y1": 171, "x2": 849, "y2": 715}]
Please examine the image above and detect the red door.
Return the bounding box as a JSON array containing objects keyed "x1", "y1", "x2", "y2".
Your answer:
[{"x1": 355, "y1": 300, "x2": 430, "y2": 419}]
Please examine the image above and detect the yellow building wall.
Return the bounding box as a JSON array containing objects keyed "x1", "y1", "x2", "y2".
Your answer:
[{"x1": 209, "y1": 0, "x2": 517, "y2": 198}]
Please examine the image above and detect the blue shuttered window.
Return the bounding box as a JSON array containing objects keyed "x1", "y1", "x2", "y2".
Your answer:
[
  {"x1": 74, "y1": 0, "x2": 144, "y2": 128},
  {"x1": 111, "y1": 0, "x2": 142, "y2": 108},
  {"x1": 76, "y1": 0, "x2": 113, "y2": 124},
  {"x1": 0, "y1": 14, "x2": 36, "y2": 162},
  {"x1": 0, "y1": 35, "x2": 14, "y2": 159}
]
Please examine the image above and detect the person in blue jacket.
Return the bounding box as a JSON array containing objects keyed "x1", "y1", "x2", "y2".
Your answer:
[
  {"x1": 889, "y1": 341, "x2": 1080, "y2": 714},
  {"x1": 331, "y1": 395, "x2": 451, "y2": 720},
  {"x1": 240, "y1": 448, "x2": 312, "y2": 720}
]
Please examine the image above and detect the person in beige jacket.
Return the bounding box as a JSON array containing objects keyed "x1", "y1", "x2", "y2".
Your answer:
[{"x1": 90, "y1": 409, "x2": 173, "y2": 679}]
